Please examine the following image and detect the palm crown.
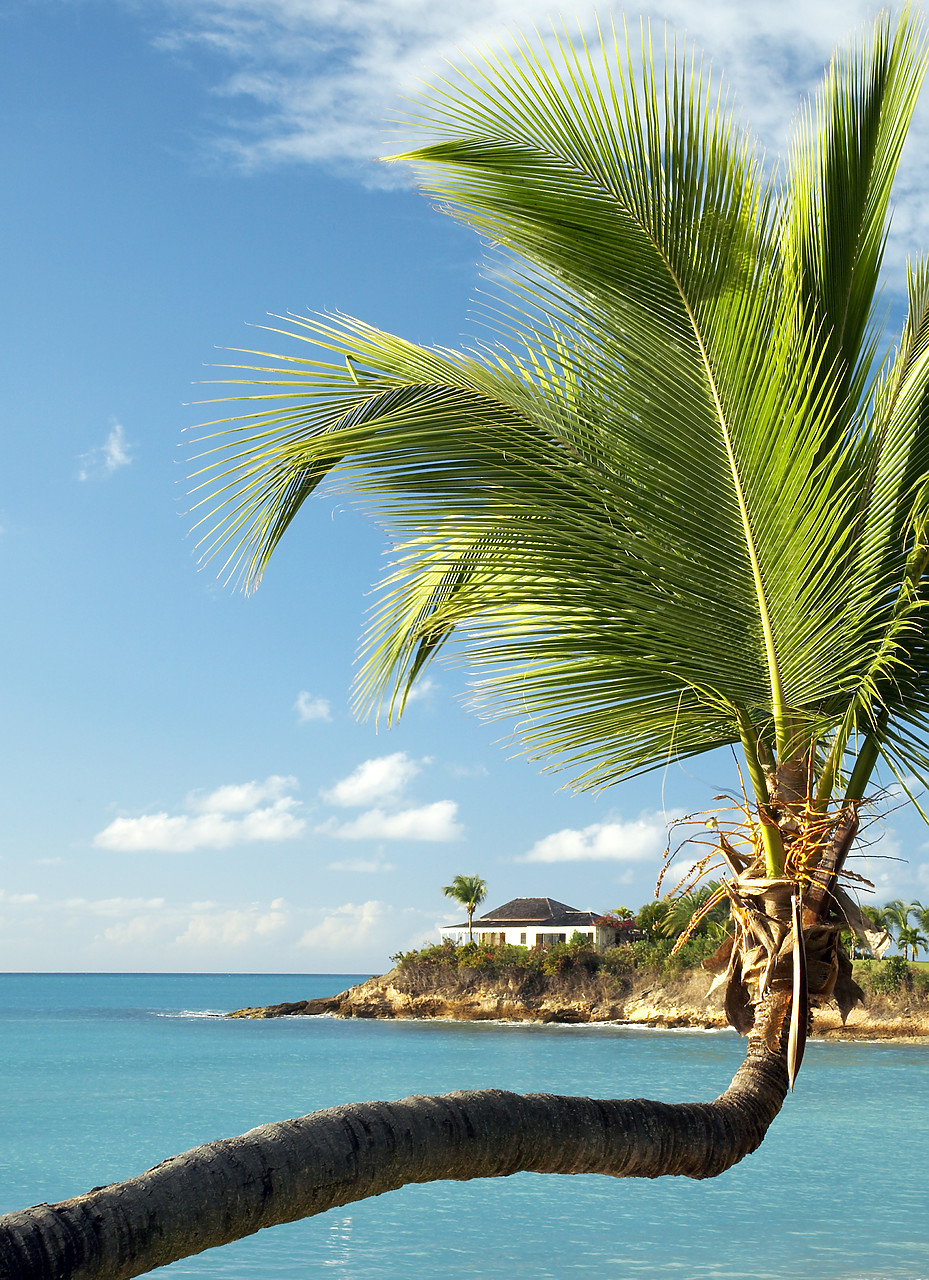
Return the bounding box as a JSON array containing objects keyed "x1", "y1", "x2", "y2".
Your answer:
[
  {"x1": 191, "y1": 11, "x2": 929, "y2": 886},
  {"x1": 442, "y1": 875, "x2": 488, "y2": 941}
]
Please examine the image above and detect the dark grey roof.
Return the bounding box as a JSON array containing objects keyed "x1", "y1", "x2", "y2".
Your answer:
[
  {"x1": 443, "y1": 898, "x2": 600, "y2": 930},
  {"x1": 478, "y1": 897, "x2": 579, "y2": 921}
]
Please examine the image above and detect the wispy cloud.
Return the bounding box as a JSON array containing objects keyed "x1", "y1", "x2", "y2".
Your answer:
[
  {"x1": 296, "y1": 899, "x2": 388, "y2": 950},
  {"x1": 519, "y1": 812, "x2": 678, "y2": 863},
  {"x1": 147, "y1": 0, "x2": 929, "y2": 277},
  {"x1": 172, "y1": 902, "x2": 287, "y2": 947},
  {"x1": 0, "y1": 889, "x2": 436, "y2": 968},
  {"x1": 188, "y1": 774, "x2": 296, "y2": 813},
  {"x1": 77, "y1": 419, "x2": 132, "y2": 481},
  {"x1": 294, "y1": 690, "x2": 332, "y2": 723},
  {"x1": 326, "y1": 856, "x2": 396, "y2": 872},
  {"x1": 93, "y1": 776, "x2": 305, "y2": 852},
  {"x1": 849, "y1": 827, "x2": 919, "y2": 903},
  {"x1": 318, "y1": 800, "x2": 462, "y2": 842},
  {"x1": 96, "y1": 896, "x2": 288, "y2": 949},
  {"x1": 65, "y1": 895, "x2": 167, "y2": 916},
  {"x1": 403, "y1": 677, "x2": 437, "y2": 704}
]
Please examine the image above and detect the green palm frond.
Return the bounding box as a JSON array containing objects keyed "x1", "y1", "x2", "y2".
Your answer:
[
  {"x1": 189, "y1": 12, "x2": 929, "y2": 806},
  {"x1": 786, "y1": 8, "x2": 928, "y2": 434}
]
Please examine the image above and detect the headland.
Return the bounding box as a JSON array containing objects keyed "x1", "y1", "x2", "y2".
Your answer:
[{"x1": 229, "y1": 960, "x2": 929, "y2": 1040}]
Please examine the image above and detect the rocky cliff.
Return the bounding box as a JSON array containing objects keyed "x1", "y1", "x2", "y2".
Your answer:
[{"x1": 228, "y1": 964, "x2": 929, "y2": 1039}]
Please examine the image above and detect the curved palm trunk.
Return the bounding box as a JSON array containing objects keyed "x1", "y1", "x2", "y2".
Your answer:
[{"x1": 0, "y1": 1006, "x2": 789, "y2": 1280}]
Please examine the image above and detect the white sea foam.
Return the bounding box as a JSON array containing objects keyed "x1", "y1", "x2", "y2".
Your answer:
[{"x1": 154, "y1": 1009, "x2": 224, "y2": 1019}]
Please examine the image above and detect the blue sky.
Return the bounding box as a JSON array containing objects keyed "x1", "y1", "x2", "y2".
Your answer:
[{"x1": 1, "y1": 0, "x2": 928, "y2": 972}]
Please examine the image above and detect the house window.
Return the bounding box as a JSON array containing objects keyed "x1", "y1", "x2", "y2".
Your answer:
[
  {"x1": 537, "y1": 933, "x2": 567, "y2": 948},
  {"x1": 520, "y1": 932, "x2": 527, "y2": 944}
]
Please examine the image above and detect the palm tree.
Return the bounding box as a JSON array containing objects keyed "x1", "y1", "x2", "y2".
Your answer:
[
  {"x1": 659, "y1": 881, "x2": 730, "y2": 944},
  {"x1": 881, "y1": 899, "x2": 915, "y2": 931},
  {"x1": 914, "y1": 900, "x2": 929, "y2": 938},
  {"x1": 882, "y1": 898, "x2": 918, "y2": 954},
  {"x1": 895, "y1": 924, "x2": 928, "y2": 961},
  {"x1": 442, "y1": 874, "x2": 487, "y2": 941},
  {"x1": 6, "y1": 12, "x2": 929, "y2": 1277}
]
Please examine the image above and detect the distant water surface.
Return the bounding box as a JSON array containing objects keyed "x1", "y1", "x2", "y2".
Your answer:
[{"x1": 1, "y1": 973, "x2": 926, "y2": 1279}]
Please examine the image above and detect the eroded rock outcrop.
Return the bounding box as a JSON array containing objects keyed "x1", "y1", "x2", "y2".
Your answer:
[
  {"x1": 227, "y1": 964, "x2": 929, "y2": 1038},
  {"x1": 228, "y1": 966, "x2": 727, "y2": 1026}
]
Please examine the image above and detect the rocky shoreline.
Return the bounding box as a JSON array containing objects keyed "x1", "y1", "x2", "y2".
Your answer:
[{"x1": 228, "y1": 965, "x2": 929, "y2": 1041}]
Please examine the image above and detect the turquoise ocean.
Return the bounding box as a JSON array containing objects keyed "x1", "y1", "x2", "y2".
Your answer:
[{"x1": 1, "y1": 972, "x2": 927, "y2": 1279}]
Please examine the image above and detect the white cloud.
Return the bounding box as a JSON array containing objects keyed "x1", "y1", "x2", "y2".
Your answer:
[
  {"x1": 97, "y1": 898, "x2": 287, "y2": 950},
  {"x1": 519, "y1": 812, "x2": 675, "y2": 863},
  {"x1": 296, "y1": 900, "x2": 387, "y2": 951},
  {"x1": 92, "y1": 776, "x2": 305, "y2": 852},
  {"x1": 318, "y1": 800, "x2": 462, "y2": 842},
  {"x1": 294, "y1": 691, "x2": 332, "y2": 723},
  {"x1": 0, "y1": 890, "x2": 170, "y2": 913},
  {"x1": 326, "y1": 856, "x2": 396, "y2": 872},
  {"x1": 77, "y1": 419, "x2": 132, "y2": 481},
  {"x1": 850, "y1": 828, "x2": 917, "y2": 902},
  {"x1": 0, "y1": 887, "x2": 435, "y2": 971},
  {"x1": 65, "y1": 896, "x2": 166, "y2": 917},
  {"x1": 189, "y1": 775, "x2": 296, "y2": 813},
  {"x1": 665, "y1": 859, "x2": 701, "y2": 890},
  {"x1": 149, "y1": 0, "x2": 929, "y2": 276},
  {"x1": 321, "y1": 752, "x2": 422, "y2": 808},
  {"x1": 404, "y1": 678, "x2": 437, "y2": 704},
  {"x1": 143, "y1": 5, "x2": 848, "y2": 158},
  {"x1": 173, "y1": 905, "x2": 287, "y2": 948}
]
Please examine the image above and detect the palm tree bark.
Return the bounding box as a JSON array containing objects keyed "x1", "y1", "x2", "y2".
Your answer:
[{"x1": 0, "y1": 1008, "x2": 788, "y2": 1280}]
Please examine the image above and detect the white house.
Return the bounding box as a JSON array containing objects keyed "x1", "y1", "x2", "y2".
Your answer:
[{"x1": 440, "y1": 897, "x2": 616, "y2": 950}]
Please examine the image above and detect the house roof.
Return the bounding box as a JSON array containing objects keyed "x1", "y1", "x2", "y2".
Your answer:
[
  {"x1": 443, "y1": 897, "x2": 601, "y2": 930},
  {"x1": 479, "y1": 897, "x2": 576, "y2": 921}
]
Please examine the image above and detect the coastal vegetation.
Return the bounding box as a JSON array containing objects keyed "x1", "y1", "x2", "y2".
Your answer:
[
  {"x1": 398, "y1": 941, "x2": 929, "y2": 998},
  {"x1": 6, "y1": 10, "x2": 929, "y2": 1278},
  {"x1": 393, "y1": 911, "x2": 929, "y2": 1001}
]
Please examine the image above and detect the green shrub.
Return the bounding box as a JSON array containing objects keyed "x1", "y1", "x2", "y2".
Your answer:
[
  {"x1": 630, "y1": 937, "x2": 674, "y2": 971},
  {"x1": 664, "y1": 932, "x2": 723, "y2": 971},
  {"x1": 635, "y1": 900, "x2": 670, "y2": 940},
  {"x1": 868, "y1": 954, "x2": 912, "y2": 994},
  {"x1": 457, "y1": 942, "x2": 499, "y2": 969},
  {"x1": 540, "y1": 942, "x2": 575, "y2": 975},
  {"x1": 392, "y1": 928, "x2": 726, "y2": 982},
  {"x1": 600, "y1": 945, "x2": 635, "y2": 976},
  {"x1": 391, "y1": 941, "x2": 460, "y2": 969}
]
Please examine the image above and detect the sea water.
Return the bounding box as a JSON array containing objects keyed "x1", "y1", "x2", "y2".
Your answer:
[{"x1": 0, "y1": 973, "x2": 926, "y2": 1279}]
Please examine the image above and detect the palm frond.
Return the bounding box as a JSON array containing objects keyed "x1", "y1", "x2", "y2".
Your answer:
[
  {"x1": 785, "y1": 7, "x2": 928, "y2": 433},
  {"x1": 189, "y1": 14, "x2": 929, "y2": 798}
]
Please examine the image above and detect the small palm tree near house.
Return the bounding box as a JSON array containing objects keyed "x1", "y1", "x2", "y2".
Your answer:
[{"x1": 442, "y1": 875, "x2": 487, "y2": 942}]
